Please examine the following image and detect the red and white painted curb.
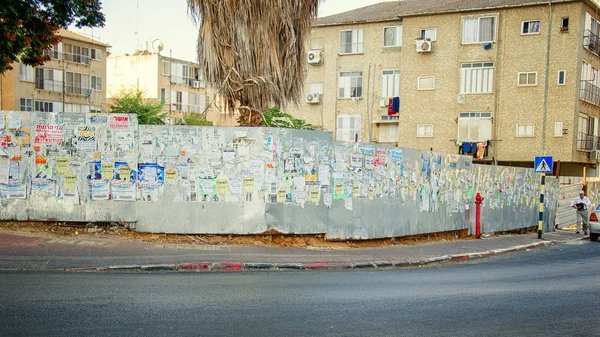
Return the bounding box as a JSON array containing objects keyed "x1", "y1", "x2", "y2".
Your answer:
[{"x1": 63, "y1": 239, "x2": 561, "y2": 273}]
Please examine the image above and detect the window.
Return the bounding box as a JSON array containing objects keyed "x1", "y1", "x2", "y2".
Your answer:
[
  {"x1": 161, "y1": 60, "x2": 170, "y2": 76},
  {"x1": 462, "y1": 16, "x2": 496, "y2": 44},
  {"x1": 561, "y1": 17, "x2": 569, "y2": 31},
  {"x1": 90, "y1": 106, "x2": 102, "y2": 113},
  {"x1": 19, "y1": 64, "x2": 34, "y2": 82},
  {"x1": 417, "y1": 76, "x2": 435, "y2": 90},
  {"x1": 160, "y1": 88, "x2": 166, "y2": 102},
  {"x1": 90, "y1": 75, "x2": 102, "y2": 91},
  {"x1": 516, "y1": 123, "x2": 535, "y2": 137},
  {"x1": 379, "y1": 124, "x2": 398, "y2": 143},
  {"x1": 381, "y1": 70, "x2": 400, "y2": 97},
  {"x1": 43, "y1": 42, "x2": 62, "y2": 59},
  {"x1": 458, "y1": 112, "x2": 492, "y2": 142},
  {"x1": 420, "y1": 28, "x2": 437, "y2": 41},
  {"x1": 34, "y1": 100, "x2": 62, "y2": 113},
  {"x1": 338, "y1": 71, "x2": 363, "y2": 98},
  {"x1": 336, "y1": 115, "x2": 361, "y2": 142},
  {"x1": 383, "y1": 26, "x2": 402, "y2": 47},
  {"x1": 65, "y1": 72, "x2": 90, "y2": 94},
  {"x1": 309, "y1": 82, "x2": 324, "y2": 95},
  {"x1": 339, "y1": 29, "x2": 364, "y2": 54},
  {"x1": 518, "y1": 72, "x2": 537, "y2": 86},
  {"x1": 35, "y1": 68, "x2": 63, "y2": 92},
  {"x1": 521, "y1": 20, "x2": 541, "y2": 35},
  {"x1": 558, "y1": 70, "x2": 566, "y2": 85},
  {"x1": 554, "y1": 122, "x2": 564, "y2": 137},
  {"x1": 417, "y1": 124, "x2": 434, "y2": 137},
  {"x1": 64, "y1": 44, "x2": 89, "y2": 64},
  {"x1": 460, "y1": 62, "x2": 494, "y2": 94},
  {"x1": 64, "y1": 104, "x2": 90, "y2": 113},
  {"x1": 90, "y1": 48, "x2": 103, "y2": 61},
  {"x1": 19, "y1": 98, "x2": 33, "y2": 112}
]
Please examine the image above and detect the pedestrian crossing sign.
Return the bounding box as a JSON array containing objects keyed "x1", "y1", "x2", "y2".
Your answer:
[{"x1": 534, "y1": 156, "x2": 553, "y2": 173}]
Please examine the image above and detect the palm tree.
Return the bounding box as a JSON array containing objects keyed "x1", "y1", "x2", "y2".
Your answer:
[{"x1": 188, "y1": 0, "x2": 319, "y2": 126}]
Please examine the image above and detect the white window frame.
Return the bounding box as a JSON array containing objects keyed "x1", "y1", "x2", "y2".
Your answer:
[
  {"x1": 34, "y1": 100, "x2": 57, "y2": 113},
  {"x1": 516, "y1": 122, "x2": 535, "y2": 137},
  {"x1": 462, "y1": 15, "x2": 497, "y2": 44},
  {"x1": 518, "y1": 72, "x2": 538, "y2": 86},
  {"x1": 90, "y1": 48, "x2": 103, "y2": 61},
  {"x1": 521, "y1": 20, "x2": 541, "y2": 35},
  {"x1": 417, "y1": 76, "x2": 435, "y2": 90},
  {"x1": 378, "y1": 123, "x2": 399, "y2": 143},
  {"x1": 161, "y1": 60, "x2": 170, "y2": 76},
  {"x1": 336, "y1": 115, "x2": 361, "y2": 142},
  {"x1": 460, "y1": 62, "x2": 494, "y2": 94},
  {"x1": 457, "y1": 112, "x2": 493, "y2": 142},
  {"x1": 19, "y1": 64, "x2": 34, "y2": 82},
  {"x1": 557, "y1": 70, "x2": 566, "y2": 85},
  {"x1": 338, "y1": 71, "x2": 363, "y2": 98},
  {"x1": 20, "y1": 97, "x2": 33, "y2": 112},
  {"x1": 309, "y1": 82, "x2": 324, "y2": 95},
  {"x1": 420, "y1": 28, "x2": 437, "y2": 41},
  {"x1": 90, "y1": 106, "x2": 102, "y2": 113},
  {"x1": 554, "y1": 122, "x2": 564, "y2": 137},
  {"x1": 383, "y1": 26, "x2": 403, "y2": 47},
  {"x1": 381, "y1": 69, "x2": 400, "y2": 98},
  {"x1": 339, "y1": 29, "x2": 364, "y2": 55},
  {"x1": 90, "y1": 75, "x2": 102, "y2": 91},
  {"x1": 417, "y1": 124, "x2": 434, "y2": 138}
]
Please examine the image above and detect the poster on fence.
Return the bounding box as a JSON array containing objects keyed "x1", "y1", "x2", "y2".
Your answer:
[
  {"x1": 111, "y1": 162, "x2": 136, "y2": 201},
  {"x1": 138, "y1": 163, "x2": 164, "y2": 201},
  {"x1": 88, "y1": 161, "x2": 109, "y2": 200}
]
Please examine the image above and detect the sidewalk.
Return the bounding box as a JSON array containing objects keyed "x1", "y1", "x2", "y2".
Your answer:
[{"x1": 0, "y1": 228, "x2": 584, "y2": 272}]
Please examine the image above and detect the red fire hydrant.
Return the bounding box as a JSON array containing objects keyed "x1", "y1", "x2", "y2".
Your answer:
[{"x1": 475, "y1": 193, "x2": 483, "y2": 239}]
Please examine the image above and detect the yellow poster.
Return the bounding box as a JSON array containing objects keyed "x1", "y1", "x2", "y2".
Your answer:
[
  {"x1": 64, "y1": 174, "x2": 78, "y2": 192},
  {"x1": 56, "y1": 157, "x2": 69, "y2": 175},
  {"x1": 216, "y1": 179, "x2": 229, "y2": 196},
  {"x1": 368, "y1": 187, "x2": 375, "y2": 200},
  {"x1": 352, "y1": 185, "x2": 360, "y2": 198},
  {"x1": 243, "y1": 177, "x2": 255, "y2": 192},
  {"x1": 310, "y1": 189, "x2": 320, "y2": 204},
  {"x1": 101, "y1": 162, "x2": 114, "y2": 180},
  {"x1": 119, "y1": 165, "x2": 131, "y2": 182},
  {"x1": 277, "y1": 189, "x2": 287, "y2": 203},
  {"x1": 165, "y1": 169, "x2": 177, "y2": 184}
]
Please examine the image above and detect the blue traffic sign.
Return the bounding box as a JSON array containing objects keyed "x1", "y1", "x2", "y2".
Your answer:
[{"x1": 534, "y1": 156, "x2": 553, "y2": 173}]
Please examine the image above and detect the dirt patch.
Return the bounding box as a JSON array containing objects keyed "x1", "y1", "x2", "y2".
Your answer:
[{"x1": 0, "y1": 220, "x2": 475, "y2": 249}]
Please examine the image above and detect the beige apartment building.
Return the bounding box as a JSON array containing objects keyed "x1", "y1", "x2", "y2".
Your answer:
[
  {"x1": 0, "y1": 29, "x2": 109, "y2": 113},
  {"x1": 290, "y1": 0, "x2": 600, "y2": 176},
  {"x1": 107, "y1": 50, "x2": 230, "y2": 125}
]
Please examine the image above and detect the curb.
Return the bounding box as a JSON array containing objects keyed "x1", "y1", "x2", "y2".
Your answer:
[{"x1": 62, "y1": 239, "x2": 563, "y2": 273}]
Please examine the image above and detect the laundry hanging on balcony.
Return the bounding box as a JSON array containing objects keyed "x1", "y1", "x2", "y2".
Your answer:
[{"x1": 387, "y1": 97, "x2": 400, "y2": 115}]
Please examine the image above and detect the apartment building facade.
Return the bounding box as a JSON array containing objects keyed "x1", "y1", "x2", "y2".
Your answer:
[
  {"x1": 0, "y1": 29, "x2": 109, "y2": 114},
  {"x1": 290, "y1": 0, "x2": 600, "y2": 176},
  {"x1": 107, "y1": 51, "x2": 231, "y2": 125}
]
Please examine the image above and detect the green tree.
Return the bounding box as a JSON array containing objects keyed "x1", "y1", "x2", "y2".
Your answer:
[
  {"x1": 109, "y1": 89, "x2": 167, "y2": 125},
  {"x1": 182, "y1": 113, "x2": 213, "y2": 126},
  {"x1": 0, "y1": 0, "x2": 105, "y2": 74},
  {"x1": 261, "y1": 107, "x2": 313, "y2": 130}
]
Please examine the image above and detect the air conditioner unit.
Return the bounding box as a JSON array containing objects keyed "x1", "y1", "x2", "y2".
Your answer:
[
  {"x1": 306, "y1": 93, "x2": 320, "y2": 103},
  {"x1": 415, "y1": 39, "x2": 433, "y2": 53},
  {"x1": 307, "y1": 50, "x2": 322, "y2": 64},
  {"x1": 192, "y1": 80, "x2": 200, "y2": 88},
  {"x1": 591, "y1": 150, "x2": 600, "y2": 161}
]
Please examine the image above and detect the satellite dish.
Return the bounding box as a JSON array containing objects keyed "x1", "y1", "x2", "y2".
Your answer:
[{"x1": 152, "y1": 39, "x2": 164, "y2": 53}]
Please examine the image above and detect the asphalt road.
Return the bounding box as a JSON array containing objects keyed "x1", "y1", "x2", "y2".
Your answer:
[{"x1": 1, "y1": 240, "x2": 599, "y2": 337}]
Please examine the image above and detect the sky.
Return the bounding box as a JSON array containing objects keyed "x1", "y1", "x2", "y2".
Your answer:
[{"x1": 69, "y1": 0, "x2": 390, "y2": 62}]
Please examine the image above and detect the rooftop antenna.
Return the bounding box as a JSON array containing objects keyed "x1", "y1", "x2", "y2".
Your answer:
[{"x1": 152, "y1": 39, "x2": 164, "y2": 54}]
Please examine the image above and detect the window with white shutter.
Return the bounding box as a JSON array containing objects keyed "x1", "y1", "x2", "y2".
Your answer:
[
  {"x1": 19, "y1": 64, "x2": 34, "y2": 82},
  {"x1": 338, "y1": 71, "x2": 363, "y2": 98},
  {"x1": 516, "y1": 123, "x2": 535, "y2": 137},
  {"x1": 457, "y1": 112, "x2": 492, "y2": 142},
  {"x1": 383, "y1": 26, "x2": 402, "y2": 47},
  {"x1": 381, "y1": 70, "x2": 400, "y2": 98},
  {"x1": 460, "y1": 62, "x2": 494, "y2": 94},
  {"x1": 336, "y1": 115, "x2": 361, "y2": 142},
  {"x1": 462, "y1": 16, "x2": 496, "y2": 44},
  {"x1": 339, "y1": 29, "x2": 364, "y2": 54}
]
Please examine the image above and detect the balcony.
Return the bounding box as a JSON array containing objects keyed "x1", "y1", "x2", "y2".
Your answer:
[
  {"x1": 34, "y1": 78, "x2": 63, "y2": 93},
  {"x1": 583, "y1": 29, "x2": 600, "y2": 57},
  {"x1": 372, "y1": 113, "x2": 399, "y2": 125},
  {"x1": 580, "y1": 80, "x2": 600, "y2": 106},
  {"x1": 63, "y1": 52, "x2": 90, "y2": 65},
  {"x1": 577, "y1": 132, "x2": 600, "y2": 151},
  {"x1": 65, "y1": 84, "x2": 91, "y2": 96}
]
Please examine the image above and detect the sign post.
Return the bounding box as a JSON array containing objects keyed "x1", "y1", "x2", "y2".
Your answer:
[{"x1": 534, "y1": 156, "x2": 553, "y2": 239}]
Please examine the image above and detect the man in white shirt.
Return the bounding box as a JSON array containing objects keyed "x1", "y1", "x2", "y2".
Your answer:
[{"x1": 571, "y1": 190, "x2": 592, "y2": 235}]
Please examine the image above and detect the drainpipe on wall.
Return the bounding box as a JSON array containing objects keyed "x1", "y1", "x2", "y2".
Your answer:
[
  {"x1": 366, "y1": 63, "x2": 372, "y2": 143},
  {"x1": 370, "y1": 64, "x2": 377, "y2": 144},
  {"x1": 541, "y1": 0, "x2": 553, "y2": 156}
]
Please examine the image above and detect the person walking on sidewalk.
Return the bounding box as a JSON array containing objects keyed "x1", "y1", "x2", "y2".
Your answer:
[{"x1": 571, "y1": 190, "x2": 592, "y2": 235}]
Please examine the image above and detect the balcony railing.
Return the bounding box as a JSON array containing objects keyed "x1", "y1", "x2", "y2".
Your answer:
[
  {"x1": 64, "y1": 52, "x2": 90, "y2": 65},
  {"x1": 34, "y1": 78, "x2": 63, "y2": 93},
  {"x1": 583, "y1": 29, "x2": 600, "y2": 57},
  {"x1": 65, "y1": 84, "x2": 91, "y2": 96},
  {"x1": 580, "y1": 80, "x2": 600, "y2": 106},
  {"x1": 577, "y1": 132, "x2": 600, "y2": 151}
]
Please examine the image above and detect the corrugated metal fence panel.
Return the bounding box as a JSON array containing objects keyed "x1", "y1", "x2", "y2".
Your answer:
[{"x1": 556, "y1": 184, "x2": 583, "y2": 228}]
